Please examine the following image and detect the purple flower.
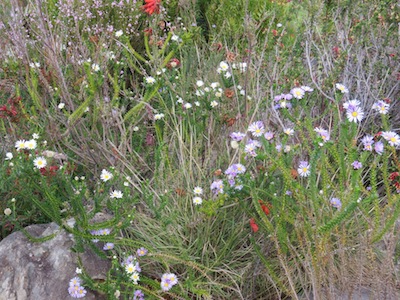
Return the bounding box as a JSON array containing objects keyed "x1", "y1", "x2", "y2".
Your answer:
[
  {"x1": 314, "y1": 127, "x2": 330, "y2": 142},
  {"x1": 225, "y1": 163, "x2": 246, "y2": 178},
  {"x1": 135, "y1": 262, "x2": 141, "y2": 273},
  {"x1": 248, "y1": 121, "x2": 265, "y2": 137},
  {"x1": 264, "y1": 131, "x2": 274, "y2": 141},
  {"x1": 351, "y1": 161, "x2": 362, "y2": 170},
  {"x1": 343, "y1": 99, "x2": 361, "y2": 110},
  {"x1": 346, "y1": 106, "x2": 364, "y2": 123},
  {"x1": 230, "y1": 132, "x2": 246, "y2": 141},
  {"x1": 291, "y1": 87, "x2": 305, "y2": 99},
  {"x1": 103, "y1": 242, "x2": 115, "y2": 250},
  {"x1": 225, "y1": 165, "x2": 238, "y2": 178},
  {"x1": 122, "y1": 255, "x2": 136, "y2": 266},
  {"x1": 374, "y1": 141, "x2": 384, "y2": 155},
  {"x1": 274, "y1": 93, "x2": 293, "y2": 109},
  {"x1": 133, "y1": 289, "x2": 145, "y2": 300},
  {"x1": 297, "y1": 161, "x2": 310, "y2": 177},
  {"x1": 330, "y1": 198, "x2": 342, "y2": 209},
  {"x1": 301, "y1": 85, "x2": 314, "y2": 92},
  {"x1": 137, "y1": 247, "x2": 148, "y2": 257},
  {"x1": 234, "y1": 163, "x2": 246, "y2": 174},
  {"x1": 361, "y1": 135, "x2": 374, "y2": 151},
  {"x1": 68, "y1": 285, "x2": 87, "y2": 298},
  {"x1": 210, "y1": 180, "x2": 224, "y2": 194},
  {"x1": 382, "y1": 131, "x2": 400, "y2": 147},
  {"x1": 244, "y1": 142, "x2": 257, "y2": 157}
]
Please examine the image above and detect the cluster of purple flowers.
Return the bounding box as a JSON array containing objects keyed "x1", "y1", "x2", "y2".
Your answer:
[
  {"x1": 274, "y1": 93, "x2": 293, "y2": 109},
  {"x1": 161, "y1": 273, "x2": 178, "y2": 291},
  {"x1": 89, "y1": 228, "x2": 113, "y2": 247},
  {"x1": 224, "y1": 163, "x2": 246, "y2": 190},
  {"x1": 274, "y1": 86, "x2": 313, "y2": 109},
  {"x1": 68, "y1": 277, "x2": 87, "y2": 298},
  {"x1": 90, "y1": 228, "x2": 111, "y2": 236},
  {"x1": 123, "y1": 256, "x2": 141, "y2": 283},
  {"x1": 372, "y1": 100, "x2": 390, "y2": 115},
  {"x1": 123, "y1": 255, "x2": 142, "y2": 272},
  {"x1": 360, "y1": 135, "x2": 383, "y2": 154},
  {"x1": 210, "y1": 179, "x2": 224, "y2": 195}
]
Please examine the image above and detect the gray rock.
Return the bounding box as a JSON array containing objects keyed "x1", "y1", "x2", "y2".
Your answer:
[{"x1": 0, "y1": 222, "x2": 110, "y2": 300}]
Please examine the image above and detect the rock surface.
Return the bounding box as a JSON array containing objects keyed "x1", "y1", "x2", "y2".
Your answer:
[{"x1": 0, "y1": 222, "x2": 110, "y2": 300}]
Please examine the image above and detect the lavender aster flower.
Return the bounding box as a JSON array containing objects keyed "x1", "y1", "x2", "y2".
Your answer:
[
  {"x1": 361, "y1": 135, "x2": 374, "y2": 151},
  {"x1": 291, "y1": 87, "x2": 305, "y2": 99},
  {"x1": 248, "y1": 121, "x2": 264, "y2": 136},
  {"x1": 336, "y1": 83, "x2": 349, "y2": 93},
  {"x1": 133, "y1": 290, "x2": 145, "y2": 300},
  {"x1": 297, "y1": 161, "x2": 310, "y2": 177},
  {"x1": 301, "y1": 85, "x2": 314, "y2": 92},
  {"x1": 210, "y1": 180, "x2": 224, "y2": 194},
  {"x1": 351, "y1": 161, "x2": 362, "y2": 170},
  {"x1": 248, "y1": 121, "x2": 265, "y2": 137},
  {"x1": 314, "y1": 127, "x2": 330, "y2": 142},
  {"x1": 343, "y1": 99, "x2": 361, "y2": 110},
  {"x1": 137, "y1": 247, "x2": 148, "y2": 257},
  {"x1": 374, "y1": 141, "x2": 384, "y2": 155},
  {"x1": 244, "y1": 142, "x2": 257, "y2": 157},
  {"x1": 135, "y1": 262, "x2": 142, "y2": 273},
  {"x1": 382, "y1": 131, "x2": 400, "y2": 147},
  {"x1": 234, "y1": 163, "x2": 246, "y2": 174},
  {"x1": 330, "y1": 198, "x2": 342, "y2": 209},
  {"x1": 264, "y1": 131, "x2": 274, "y2": 141},
  {"x1": 230, "y1": 132, "x2": 246, "y2": 141},
  {"x1": 103, "y1": 243, "x2": 115, "y2": 250},
  {"x1": 274, "y1": 94, "x2": 293, "y2": 109},
  {"x1": 346, "y1": 106, "x2": 364, "y2": 123},
  {"x1": 225, "y1": 165, "x2": 238, "y2": 178}
]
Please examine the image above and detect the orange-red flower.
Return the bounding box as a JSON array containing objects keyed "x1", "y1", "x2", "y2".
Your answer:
[
  {"x1": 258, "y1": 200, "x2": 271, "y2": 216},
  {"x1": 249, "y1": 218, "x2": 259, "y2": 233},
  {"x1": 142, "y1": 0, "x2": 161, "y2": 15}
]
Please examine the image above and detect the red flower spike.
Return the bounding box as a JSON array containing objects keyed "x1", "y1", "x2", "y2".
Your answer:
[
  {"x1": 249, "y1": 218, "x2": 259, "y2": 233},
  {"x1": 142, "y1": 0, "x2": 161, "y2": 15}
]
